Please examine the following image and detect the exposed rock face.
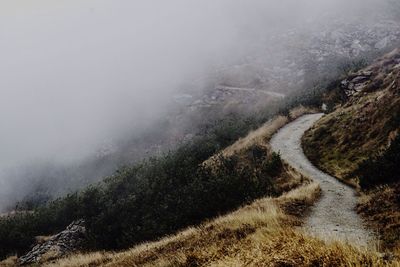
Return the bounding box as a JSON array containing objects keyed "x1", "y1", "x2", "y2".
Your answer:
[
  {"x1": 19, "y1": 220, "x2": 86, "y2": 265},
  {"x1": 340, "y1": 48, "x2": 400, "y2": 97},
  {"x1": 341, "y1": 70, "x2": 374, "y2": 97}
]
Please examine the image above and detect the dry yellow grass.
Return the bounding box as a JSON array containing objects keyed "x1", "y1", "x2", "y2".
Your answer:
[
  {"x1": 289, "y1": 105, "x2": 318, "y2": 120},
  {"x1": 303, "y1": 86, "x2": 400, "y2": 188},
  {"x1": 221, "y1": 106, "x2": 316, "y2": 159},
  {"x1": 357, "y1": 184, "x2": 400, "y2": 254},
  {"x1": 302, "y1": 48, "x2": 400, "y2": 185},
  {"x1": 44, "y1": 106, "x2": 398, "y2": 267},
  {"x1": 202, "y1": 107, "x2": 315, "y2": 198},
  {"x1": 0, "y1": 256, "x2": 17, "y2": 267},
  {"x1": 44, "y1": 180, "x2": 398, "y2": 267},
  {"x1": 213, "y1": 115, "x2": 288, "y2": 161},
  {"x1": 302, "y1": 49, "x2": 400, "y2": 254},
  {"x1": 13, "y1": 105, "x2": 396, "y2": 267},
  {"x1": 204, "y1": 106, "x2": 317, "y2": 170}
]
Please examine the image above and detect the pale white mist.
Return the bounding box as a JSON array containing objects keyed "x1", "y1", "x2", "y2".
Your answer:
[{"x1": 0, "y1": 0, "x2": 396, "y2": 210}]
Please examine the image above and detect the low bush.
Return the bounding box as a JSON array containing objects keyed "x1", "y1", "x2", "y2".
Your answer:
[
  {"x1": 0, "y1": 116, "x2": 282, "y2": 259},
  {"x1": 357, "y1": 135, "x2": 400, "y2": 189}
]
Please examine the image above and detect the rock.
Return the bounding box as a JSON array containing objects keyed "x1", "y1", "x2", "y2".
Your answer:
[
  {"x1": 341, "y1": 73, "x2": 373, "y2": 97},
  {"x1": 351, "y1": 76, "x2": 369, "y2": 84},
  {"x1": 18, "y1": 220, "x2": 86, "y2": 265},
  {"x1": 354, "y1": 82, "x2": 369, "y2": 92}
]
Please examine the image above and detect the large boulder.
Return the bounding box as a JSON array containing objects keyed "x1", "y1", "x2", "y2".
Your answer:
[{"x1": 19, "y1": 220, "x2": 86, "y2": 265}]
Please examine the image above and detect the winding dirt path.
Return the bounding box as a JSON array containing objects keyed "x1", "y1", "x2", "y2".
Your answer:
[{"x1": 271, "y1": 114, "x2": 375, "y2": 247}]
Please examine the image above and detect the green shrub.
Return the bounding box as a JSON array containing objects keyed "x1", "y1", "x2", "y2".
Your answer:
[
  {"x1": 0, "y1": 70, "x2": 342, "y2": 259},
  {"x1": 357, "y1": 135, "x2": 400, "y2": 189},
  {"x1": 0, "y1": 115, "x2": 282, "y2": 259}
]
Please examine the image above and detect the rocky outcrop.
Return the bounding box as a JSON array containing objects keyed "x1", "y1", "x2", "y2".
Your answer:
[
  {"x1": 341, "y1": 70, "x2": 374, "y2": 97},
  {"x1": 19, "y1": 220, "x2": 86, "y2": 265},
  {"x1": 340, "y1": 48, "x2": 400, "y2": 97}
]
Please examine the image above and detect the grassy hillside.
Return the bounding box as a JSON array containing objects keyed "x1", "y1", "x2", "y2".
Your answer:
[
  {"x1": 34, "y1": 115, "x2": 398, "y2": 267},
  {"x1": 41, "y1": 183, "x2": 397, "y2": 267},
  {"x1": 303, "y1": 49, "x2": 400, "y2": 185},
  {"x1": 0, "y1": 114, "x2": 268, "y2": 259},
  {"x1": 0, "y1": 51, "x2": 387, "y2": 264},
  {"x1": 302, "y1": 48, "x2": 400, "y2": 251},
  {"x1": 0, "y1": 101, "x2": 321, "y2": 264},
  {"x1": 2, "y1": 179, "x2": 396, "y2": 266}
]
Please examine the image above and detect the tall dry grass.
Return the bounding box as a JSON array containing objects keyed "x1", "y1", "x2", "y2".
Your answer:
[
  {"x1": 202, "y1": 115, "x2": 288, "y2": 172},
  {"x1": 44, "y1": 180, "x2": 398, "y2": 267},
  {"x1": 0, "y1": 256, "x2": 17, "y2": 267},
  {"x1": 220, "y1": 115, "x2": 288, "y2": 159},
  {"x1": 289, "y1": 105, "x2": 319, "y2": 120},
  {"x1": 11, "y1": 106, "x2": 396, "y2": 266},
  {"x1": 205, "y1": 106, "x2": 316, "y2": 168}
]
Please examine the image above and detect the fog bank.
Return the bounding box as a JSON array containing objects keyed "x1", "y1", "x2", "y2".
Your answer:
[{"x1": 0, "y1": 0, "x2": 399, "y2": 211}]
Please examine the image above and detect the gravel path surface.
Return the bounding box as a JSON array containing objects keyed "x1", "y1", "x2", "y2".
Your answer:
[{"x1": 271, "y1": 113, "x2": 375, "y2": 247}]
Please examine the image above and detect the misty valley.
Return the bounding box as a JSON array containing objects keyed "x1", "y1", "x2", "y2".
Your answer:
[{"x1": 0, "y1": 0, "x2": 399, "y2": 266}]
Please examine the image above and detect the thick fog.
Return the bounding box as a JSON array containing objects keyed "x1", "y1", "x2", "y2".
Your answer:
[
  {"x1": 0, "y1": 0, "x2": 398, "y2": 211},
  {"x1": 0, "y1": 1, "x2": 232, "y2": 166}
]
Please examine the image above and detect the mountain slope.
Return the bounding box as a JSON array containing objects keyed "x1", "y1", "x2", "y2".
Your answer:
[
  {"x1": 3, "y1": 48, "x2": 400, "y2": 265},
  {"x1": 41, "y1": 112, "x2": 395, "y2": 267},
  {"x1": 44, "y1": 183, "x2": 322, "y2": 267},
  {"x1": 0, "y1": 108, "x2": 315, "y2": 265},
  {"x1": 271, "y1": 114, "x2": 374, "y2": 247},
  {"x1": 302, "y1": 48, "x2": 400, "y2": 252},
  {"x1": 302, "y1": 48, "x2": 400, "y2": 186}
]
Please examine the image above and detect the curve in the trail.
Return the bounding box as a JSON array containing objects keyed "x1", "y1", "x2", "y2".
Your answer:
[{"x1": 270, "y1": 113, "x2": 375, "y2": 247}]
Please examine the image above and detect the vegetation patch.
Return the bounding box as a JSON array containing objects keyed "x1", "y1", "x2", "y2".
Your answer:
[
  {"x1": 302, "y1": 49, "x2": 400, "y2": 255},
  {"x1": 358, "y1": 184, "x2": 400, "y2": 252},
  {"x1": 0, "y1": 103, "x2": 318, "y2": 263},
  {"x1": 356, "y1": 135, "x2": 400, "y2": 189},
  {"x1": 302, "y1": 50, "x2": 400, "y2": 185},
  {"x1": 42, "y1": 182, "x2": 400, "y2": 267}
]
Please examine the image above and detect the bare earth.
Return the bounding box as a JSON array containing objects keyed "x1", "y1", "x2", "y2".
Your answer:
[{"x1": 271, "y1": 113, "x2": 375, "y2": 248}]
